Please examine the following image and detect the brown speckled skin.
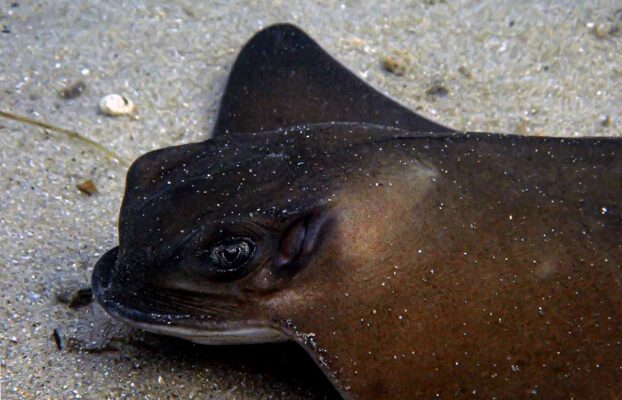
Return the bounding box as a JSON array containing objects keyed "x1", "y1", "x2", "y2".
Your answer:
[
  {"x1": 273, "y1": 133, "x2": 622, "y2": 399},
  {"x1": 93, "y1": 25, "x2": 622, "y2": 399}
]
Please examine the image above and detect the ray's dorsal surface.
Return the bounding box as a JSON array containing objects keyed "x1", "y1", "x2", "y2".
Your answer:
[
  {"x1": 92, "y1": 24, "x2": 622, "y2": 399},
  {"x1": 212, "y1": 23, "x2": 453, "y2": 136}
]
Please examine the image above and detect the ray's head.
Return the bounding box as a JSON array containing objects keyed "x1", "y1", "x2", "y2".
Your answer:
[
  {"x1": 92, "y1": 125, "x2": 435, "y2": 343},
  {"x1": 92, "y1": 23, "x2": 446, "y2": 345},
  {"x1": 93, "y1": 127, "x2": 333, "y2": 341}
]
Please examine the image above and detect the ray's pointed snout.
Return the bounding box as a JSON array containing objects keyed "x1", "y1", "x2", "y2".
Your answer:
[{"x1": 91, "y1": 247, "x2": 119, "y2": 305}]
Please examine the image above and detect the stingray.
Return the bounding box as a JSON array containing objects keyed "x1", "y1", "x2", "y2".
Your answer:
[{"x1": 92, "y1": 24, "x2": 622, "y2": 399}]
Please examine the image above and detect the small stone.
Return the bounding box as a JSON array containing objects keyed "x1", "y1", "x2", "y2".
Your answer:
[
  {"x1": 76, "y1": 179, "x2": 97, "y2": 196},
  {"x1": 56, "y1": 286, "x2": 93, "y2": 308},
  {"x1": 99, "y1": 94, "x2": 134, "y2": 116},
  {"x1": 425, "y1": 81, "x2": 449, "y2": 97},
  {"x1": 458, "y1": 65, "x2": 473, "y2": 79},
  {"x1": 600, "y1": 115, "x2": 611, "y2": 127},
  {"x1": 59, "y1": 80, "x2": 86, "y2": 99},
  {"x1": 182, "y1": 5, "x2": 197, "y2": 18},
  {"x1": 52, "y1": 329, "x2": 63, "y2": 351},
  {"x1": 381, "y1": 55, "x2": 408, "y2": 76},
  {"x1": 592, "y1": 22, "x2": 613, "y2": 38},
  {"x1": 515, "y1": 118, "x2": 530, "y2": 135}
]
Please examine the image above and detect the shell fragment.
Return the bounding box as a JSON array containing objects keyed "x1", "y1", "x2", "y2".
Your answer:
[{"x1": 99, "y1": 94, "x2": 134, "y2": 116}]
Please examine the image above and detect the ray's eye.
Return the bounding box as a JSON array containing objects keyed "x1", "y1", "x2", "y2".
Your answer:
[{"x1": 204, "y1": 238, "x2": 255, "y2": 273}]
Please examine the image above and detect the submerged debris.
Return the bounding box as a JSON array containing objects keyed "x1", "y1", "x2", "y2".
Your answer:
[
  {"x1": 588, "y1": 9, "x2": 622, "y2": 39},
  {"x1": 53, "y1": 325, "x2": 119, "y2": 354},
  {"x1": 425, "y1": 81, "x2": 449, "y2": 97},
  {"x1": 0, "y1": 111, "x2": 130, "y2": 166},
  {"x1": 99, "y1": 94, "x2": 135, "y2": 116},
  {"x1": 56, "y1": 286, "x2": 93, "y2": 308},
  {"x1": 76, "y1": 179, "x2": 97, "y2": 196},
  {"x1": 59, "y1": 80, "x2": 87, "y2": 99},
  {"x1": 64, "y1": 335, "x2": 119, "y2": 353},
  {"x1": 590, "y1": 22, "x2": 616, "y2": 38},
  {"x1": 52, "y1": 329, "x2": 63, "y2": 351},
  {"x1": 458, "y1": 65, "x2": 473, "y2": 79},
  {"x1": 589, "y1": 21, "x2": 620, "y2": 38},
  {"x1": 381, "y1": 55, "x2": 408, "y2": 76}
]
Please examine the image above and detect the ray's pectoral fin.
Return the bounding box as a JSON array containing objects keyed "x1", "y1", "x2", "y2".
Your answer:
[{"x1": 212, "y1": 23, "x2": 453, "y2": 136}]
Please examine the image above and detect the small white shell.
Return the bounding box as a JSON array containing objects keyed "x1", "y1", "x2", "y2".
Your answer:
[{"x1": 99, "y1": 94, "x2": 134, "y2": 116}]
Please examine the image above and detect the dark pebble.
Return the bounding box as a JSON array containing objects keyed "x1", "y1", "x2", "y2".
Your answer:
[
  {"x1": 59, "y1": 80, "x2": 87, "y2": 100},
  {"x1": 52, "y1": 329, "x2": 63, "y2": 351},
  {"x1": 56, "y1": 287, "x2": 93, "y2": 308}
]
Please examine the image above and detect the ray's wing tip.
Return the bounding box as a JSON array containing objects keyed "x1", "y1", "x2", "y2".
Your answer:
[
  {"x1": 242, "y1": 23, "x2": 315, "y2": 55},
  {"x1": 253, "y1": 23, "x2": 308, "y2": 40},
  {"x1": 214, "y1": 24, "x2": 455, "y2": 136}
]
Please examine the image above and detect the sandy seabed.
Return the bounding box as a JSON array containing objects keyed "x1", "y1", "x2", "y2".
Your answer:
[{"x1": 1, "y1": 1, "x2": 620, "y2": 399}]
